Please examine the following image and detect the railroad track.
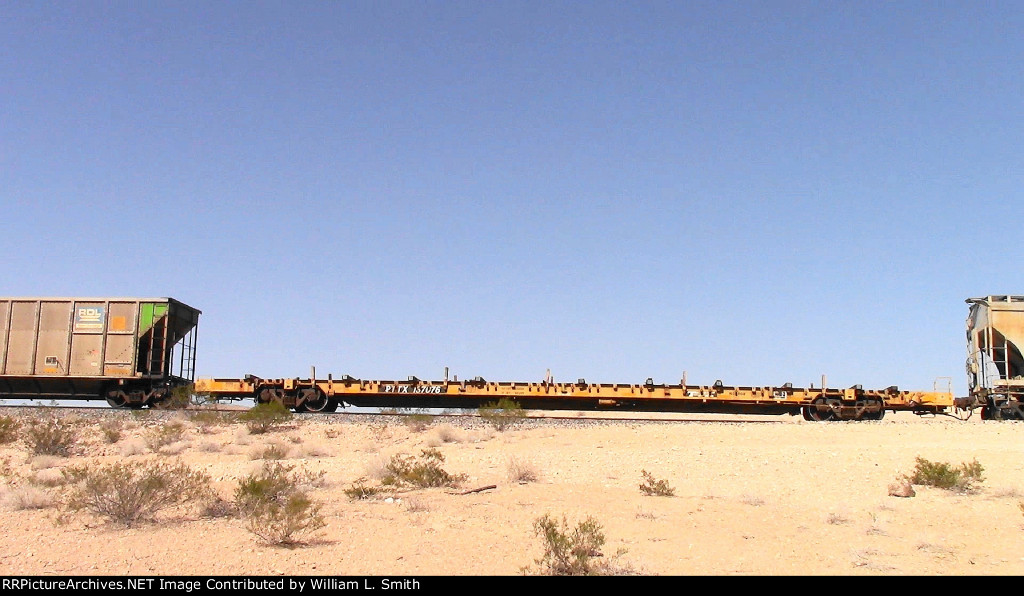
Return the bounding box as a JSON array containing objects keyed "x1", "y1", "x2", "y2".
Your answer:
[{"x1": 0, "y1": 403, "x2": 957, "y2": 425}]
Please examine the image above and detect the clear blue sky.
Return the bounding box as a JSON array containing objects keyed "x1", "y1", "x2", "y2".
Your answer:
[{"x1": 3, "y1": 1, "x2": 1021, "y2": 396}]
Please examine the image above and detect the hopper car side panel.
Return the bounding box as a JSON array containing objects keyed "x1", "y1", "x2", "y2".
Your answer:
[{"x1": 0, "y1": 297, "x2": 200, "y2": 407}]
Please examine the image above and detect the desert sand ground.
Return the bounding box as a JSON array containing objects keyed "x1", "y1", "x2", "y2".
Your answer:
[{"x1": 1, "y1": 405, "x2": 1022, "y2": 577}]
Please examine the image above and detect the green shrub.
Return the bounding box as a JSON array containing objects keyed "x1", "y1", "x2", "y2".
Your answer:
[
  {"x1": 0, "y1": 416, "x2": 20, "y2": 444},
  {"x1": 530, "y1": 514, "x2": 608, "y2": 576},
  {"x1": 62, "y1": 460, "x2": 213, "y2": 527},
  {"x1": 479, "y1": 398, "x2": 527, "y2": 431},
  {"x1": 381, "y1": 448, "x2": 466, "y2": 489},
  {"x1": 24, "y1": 416, "x2": 77, "y2": 456},
  {"x1": 234, "y1": 462, "x2": 325, "y2": 546},
  {"x1": 240, "y1": 401, "x2": 293, "y2": 434},
  {"x1": 910, "y1": 457, "x2": 984, "y2": 492},
  {"x1": 153, "y1": 384, "x2": 194, "y2": 410},
  {"x1": 639, "y1": 470, "x2": 675, "y2": 497},
  {"x1": 344, "y1": 477, "x2": 384, "y2": 500}
]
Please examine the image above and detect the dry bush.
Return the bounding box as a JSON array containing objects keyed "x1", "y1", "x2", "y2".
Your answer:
[
  {"x1": 368, "y1": 422, "x2": 393, "y2": 443},
  {"x1": 639, "y1": 470, "x2": 675, "y2": 497},
  {"x1": 98, "y1": 420, "x2": 123, "y2": 444},
  {"x1": 507, "y1": 457, "x2": 540, "y2": 484},
  {"x1": 432, "y1": 424, "x2": 463, "y2": 444},
  {"x1": 364, "y1": 457, "x2": 390, "y2": 482},
  {"x1": 62, "y1": 460, "x2": 213, "y2": 527},
  {"x1": 234, "y1": 462, "x2": 325, "y2": 546},
  {"x1": 117, "y1": 439, "x2": 147, "y2": 457},
  {"x1": 29, "y1": 455, "x2": 64, "y2": 470},
  {"x1": 381, "y1": 448, "x2": 467, "y2": 489},
  {"x1": 344, "y1": 477, "x2": 385, "y2": 501},
  {"x1": 188, "y1": 409, "x2": 240, "y2": 432},
  {"x1": 232, "y1": 427, "x2": 254, "y2": 445},
  {"x1": 740, "y1": 494, "x2": 766, "y2": 506},
  {"x1": 145, "y1": 421, "x2": 188, "y2": 451},
  {"x1": 404, "y1": 413, "x2": 434, "y2": 433},
  {"x1": 3, "y1": 486, "x2": 53, "y2": 510},
  {"x1": 201, "y1": 496, "x2": 236, "y2": 519},
  {"x1": 0, "y1": 415, "x2": 21, "y2": 444},
  {"x1": 250, "y1": 443, "x2": 290, "y2": 461},
  {"x1": 404, "y1": 496, "x2": 429, "y2": 513},
  {"x1": 197, "y1": 441, "x2": 224, "y2": 453},
  {"x1": 294, "y1": 442, "x2": 331, "y2": 458},
  {"x1": 24, "y1": 416, "x2": 77, "y2": 457},
  {"x1": 31, "y1": 468, "x2": 66, "y2": 488}
]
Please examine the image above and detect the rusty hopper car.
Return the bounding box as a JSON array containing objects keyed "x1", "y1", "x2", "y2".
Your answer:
[
  {"x1": 963, "y1": 295, "x2": 1024, "y2": 419},
  {"x1": 0, "y1": 297, "x2": 200, "y2": 407}
]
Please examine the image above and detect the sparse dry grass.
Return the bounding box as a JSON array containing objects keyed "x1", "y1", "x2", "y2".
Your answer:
[
  {"x1": 250, "y1": 442, "x2": 290, "y2": 461},
  {"x1": 432, "y1": 424, "x2": 463, "y2": 444},
  {"x1": 3, "y1": 486, "x2": 53, "y2": 510},
  {"x1": 507, "y1": 456, "x2": 540, "y2": 484},
  {"x1": 31, "y1": 468, "x2": 66, "y2": 488}
]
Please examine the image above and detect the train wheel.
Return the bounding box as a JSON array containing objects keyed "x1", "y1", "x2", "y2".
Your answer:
[
  {"x1": 981, "y1": 401, "x2": 1003, "y2": 420},
  {"x1": 805, "y1": 398, "x2": 836, "y2": 421},
  {"x1": 302, "y1": 389, "x2": 338, "y2": 413},
  {"x1": 862, "y1": 405, "x2": 886, "y2": 421},
  {"x1": 255, "y1": 386, "x2": 284, "y2": 406},
  {"x1": 105, "y1": 390, "x2": 127, "y2": 408}
]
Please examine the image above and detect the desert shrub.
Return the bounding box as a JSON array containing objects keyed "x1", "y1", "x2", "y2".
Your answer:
[
  {"x1": 234, "y1": 462, "x2": 325, "y2": 546},
  {"x1": 98, "y1": 420, "x2": 123, "y2": 444},
  {"x1": 4, "y1": 486, "x2": 53, "y2": 510},
  {"x1": 251, "y1": 443, "x2": 290, "y2": 461},
  {"x1": 189, "y1": 409, "x2": 239, "y2": 431},
  {"x1": 405, "y1": 412, "x2": 434, "y2": 432},
  {"x1": 910, "y1": 457, "x2": 985, "y2": 492},
  {"x1": 62, "y1": 460, "x2": 213, "y2": 527},
  {"x1": 529, "y1": 514, "x2": 608, "y2": 576},
  {"x1": 240, "y1": 401, "x2": 293, "y2": 435},
  {"x1": 344, "y1": 477, "x2": 384, "y2": 501},
  {"x1": 381, "y1": 448, "x2": 466, "y2": 489},
  {"x1": 201, "y1": 496, "x2": 236, "y2": 518},
  {"x1": 433, "y1": 424, "x2": 462, "y2": 444},
  {"x1": 507, "y1": 457, "x2": 540, "y2": 484},
  {"x1": 479, "y1": 398, "x2": 527, "y2": 431},
  {"x1": 31, "y1": 468, "x2": 66, "y2": 488},
  {"x1": 146, "y1": 421, "x2": 188, "y2": 451},
  {"x1": 153, "y1": 384, "x2": 194, "y2": 410},
  {"x1": 23, "y1": 417, "x2": 77, "y2": 456},
  {"x1": 0, "y1": 415, "x2": 20, "y2": 444},
  {"x1": 639, "y1": 470, "x2": 675, "y2": 497},
  {"x1": 404, "y1": 496, "x2": 429, "y2": 513}
]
